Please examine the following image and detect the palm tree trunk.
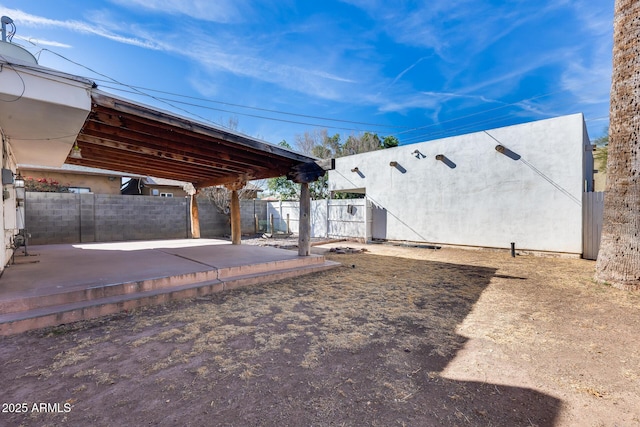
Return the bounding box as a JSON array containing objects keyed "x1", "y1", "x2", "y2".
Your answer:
[{"x1": 595, "y1": 0, "x2": 640, "y2": 290}]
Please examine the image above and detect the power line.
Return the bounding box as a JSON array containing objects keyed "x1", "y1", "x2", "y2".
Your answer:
[
  {"x1": 393, "y1": 91, "x2": 571, "y2": 141},
  {"x1": 94, "y1": 80, "x2": 413, "y2": 130},
  {"x1": 96, "y1": 84, "x2": 398, "y2": 133},
  {"x1": 40, "y1": 48, "x2": 406, "y2": 134},
  {"x1": 390, "y1": 72, "x2": 611, "y2": 143},
  {"x1": 38, "y1": 47, "x2": 609, "y2": 144},
  {"x1": 40, "y1": 48, "x2": 238, "y2": 132}
]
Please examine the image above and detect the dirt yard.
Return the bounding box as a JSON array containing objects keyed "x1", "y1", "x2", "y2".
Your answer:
[{"x1": 1, "y1": 242, "x2": 639, "y2": 427}]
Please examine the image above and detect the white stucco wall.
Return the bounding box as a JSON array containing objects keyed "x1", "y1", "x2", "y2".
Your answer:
[
  {"x1": 329, "y1": 113, "x2": 592, "y2": 254},
  {"x1": 1, "y1": 132, "x2": 19, "y2": 270}
]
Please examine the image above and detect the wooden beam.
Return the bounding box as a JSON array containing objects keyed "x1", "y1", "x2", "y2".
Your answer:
[
  {"x1": 66, "y1": 146, "x2": 228, "y2": 182},
  {"x1": 77, "y1": 134, "x2": 246, "y2": 174},
  {"x1": 315, "y1": 158, "x2": 335, "y2": 171},
  {"x1": 90, "y1": 91, "x2": 316, "y2": 164},
  {"x1": 81, "y1": 121, "x2": 281, "y2": 170},
  {"x1": 69, "y1": 91, "x2": 325, "y2": 190},
  {"x1": 298, "y1": 182, "x2": 311, "y2": 256},
  {"x1": 195, "y1": 164, "x2": 293, "y2": 188},
  {"x1": 287, "y1": 161, "x2": 327, "y2": 184}
]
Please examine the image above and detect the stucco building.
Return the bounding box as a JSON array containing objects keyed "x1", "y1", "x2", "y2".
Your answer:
[{"x1": 329, "y1": 113, "x2": 595, "y2": 256}]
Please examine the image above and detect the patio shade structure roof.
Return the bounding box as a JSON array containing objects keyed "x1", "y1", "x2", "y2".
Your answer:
[
  {"x1": 0, "y1": 49, "x2": 327, "y2": 187},
  {"x1": 68, "y1": 90, "x2": 325, "y2": 188}
]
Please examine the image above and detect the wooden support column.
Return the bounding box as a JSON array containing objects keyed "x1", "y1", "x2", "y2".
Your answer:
[
  {"x1": 287, "y1": 160, "x2": 334, "y2": 257},
  {"x1": 225, "y1": 180, "x2": 245, "y2": 245},
  {"x1": 190, "y1": 193, "x2": 201, "y2": 239},
  {"x1": 298, "y1": 182, "x2": 311, "y2": 256},
  {"x1": 230, "y1": 189, "x2": 241, "y2": 244}
]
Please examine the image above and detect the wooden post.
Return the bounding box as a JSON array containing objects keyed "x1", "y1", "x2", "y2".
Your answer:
[
  {"x1": 298, "y1": 182, "x2": 311, "y2": 256},
  {"x1": 326, "y1": 197, "x2": 330, "y2": 239},
  {"x1": 287, "y1": 159, "x2": 333, "y2": 255},
  {"x1": 363, "y1": 196, "x2": 369, "y2": 243},
  {"x1": 190, "y1": 194, "x2": 200, "y2": 239},
  {"x1": 254, "y1": 214, "x2": 259, "y2": 234},
  {"x1": 230, "y1": 189, "x2": 241, "y2": 244},
  {"x1": 270, "y1": 214, "x2": 275, "y2": 233},
  {"x1": 225, "y1": 180, "x2": 245, "y2": 245},
  {"x1": 286, "y1": 213, "x2": 290, "y2": 234}
]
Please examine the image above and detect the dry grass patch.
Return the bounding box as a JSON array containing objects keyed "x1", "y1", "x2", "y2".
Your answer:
[{"x1": 2, "y1": 245, "x2": 639, "y2": 427}]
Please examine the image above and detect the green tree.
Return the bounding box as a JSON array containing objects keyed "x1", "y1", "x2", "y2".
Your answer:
[
  {"x1": 266, "y1": 141, "x2": 301, "y2": 200},
  {"x1": 382, "y1": 135, "x2": 400, "y2": 148},
  {"x1": 342, "y1": 132, "x2": 382, "y2": 155},
  {"x1": 266, "y1": 175, "x2": 300, "y2": 200},
  {"x1": 593, "y1": 130, "x2": 608, "y2": 172},
  {"x1": 306, "y1": 131, "x2": 341, "y2": 159},
  {"x1": 266, "y1": 130, "x2": 399, "y2": 200},
  {"x1": 309, "y1": 174, "x2": 329, "y2": 199}
]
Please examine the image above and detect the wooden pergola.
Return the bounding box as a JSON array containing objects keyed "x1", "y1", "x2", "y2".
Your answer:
[{"x1": 67, "y1": 90, "x2": 329, "y2": 255}]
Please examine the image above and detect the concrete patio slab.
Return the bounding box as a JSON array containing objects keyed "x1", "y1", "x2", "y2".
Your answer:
[{"x1": 0, "y1": 239, "x2": 339, "y2": 335}]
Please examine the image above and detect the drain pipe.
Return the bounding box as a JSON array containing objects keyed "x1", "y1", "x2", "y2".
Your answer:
[
  {"x1": 2, "y1": 16, "x2": 14, "y2": 42},
  {"x1": 511, "y1": 242, "x2": 516, "y2": 257}
]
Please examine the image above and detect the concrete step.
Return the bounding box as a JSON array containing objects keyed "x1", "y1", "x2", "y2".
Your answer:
[
  {"x1": 0, "y1": 259, "x2": 339, "y2": 336},
  {"x1": 0, "y1": 255, "x2": 327, "y2": 315},
  {"x1": 0, "y1": 270, "x2": 219, "y2": 315}
]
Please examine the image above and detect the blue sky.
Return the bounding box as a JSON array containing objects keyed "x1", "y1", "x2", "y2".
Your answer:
[{"x1": 1, "y1": 1, "x2": 613, "y2": 149}]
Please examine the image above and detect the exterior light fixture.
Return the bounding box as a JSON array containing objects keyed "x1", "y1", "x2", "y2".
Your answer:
[
  {"x1": 435, "y1": 154, "x2": 456, "y2": 169},
  {"x1": 389, "y1": 161, "x2": 398, "y2": 167},
  {"x1": 494, "y1": 144, "x2": 521, "y2": 160},
  {"x1": 13, "y1": 173, "x2": 25, "y2": 203},
  {"x1": 412, "y1": 149, "x2": 425, "y2": 158},
  {"x1": 351, "y1": 167, "x2": 359, "y2": 173},
  {"x1": 69, "y1": 142, "x2": 83, "y2": 159},
  {"x1": 14, "y1": 174, "x2": 24, "y2": 188}
]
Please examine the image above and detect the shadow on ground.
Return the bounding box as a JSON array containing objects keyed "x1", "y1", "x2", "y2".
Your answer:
[{"x1": 0, "y1": 254, "x2": 560, "y2": 426}]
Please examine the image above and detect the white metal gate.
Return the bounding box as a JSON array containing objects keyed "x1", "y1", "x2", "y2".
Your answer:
[{"x1": 583, "y1": 192, "x2": 604, "y2": 260}]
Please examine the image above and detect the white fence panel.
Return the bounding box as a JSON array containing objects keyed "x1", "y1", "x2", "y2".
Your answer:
[
  {"x1": 583, "y1": 192, "x2": 604, "y2": 260},
  {"x1": 327, "y1": 199, "x2": 369, "y2": 240},
  {"x1": 311, "y1": 200, "x2": 328, "y2": 237},
  {"x1": 265, "y1": 198, "x2": 369, "y2": 239}
]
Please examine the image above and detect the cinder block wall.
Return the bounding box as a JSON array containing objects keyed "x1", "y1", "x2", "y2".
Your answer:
[
  {"x1": 26, "y1": 193, "x2": 231, "y2": 244},
  {"x1": 25, "y1": 192, "x2": 80, "y2": 244},
  {"x1": 94, "y1": 195, "x2": 188, "y2": 241},
  {"x1": 240, "y1": 199, "x2": 268, "y2": 234},
  {"x1": 195, "y1": 199, "x2": 268, "y2": 236},
  {"x1": 196, "y1": 196, "x2": 230, "y2": 238}
]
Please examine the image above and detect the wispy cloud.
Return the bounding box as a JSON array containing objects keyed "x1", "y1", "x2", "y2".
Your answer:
[
  {"x1": 534, "y1": 0, "x2": 612, "y2": 136},
  {"x1": 562, "y1": 61, "x2": 611, "y2": 106},
  {"x1": 107, "y1": 0, "x2": 254, "y2": 23},
  {"x1": 1, "y1": 7, "x2": 162, "y2": 50},
  {"x1": 570, "y1": 0, "x2": 613, "y2": 35},
  {"x1": 13, "y1": 35, "x2": 71, "y2": 48},
  {"x1": 376, "y1": 92, "x2": 444, "y2": 113},
  {"x1": 421, "y1": 91, "x2": 502, "y2": 106},
  {"x1": 389, "y1": 57, "x2": 427, "y2": 87},
  {"x1": 1, "y1": 6, "x2": 359, "y2": 102},
  {"x1": 340, "y1": 0, "x2": 540, "y2": 61},
  {"x1": 186, "y1": 42, "x2": 357, "y2": 101}
]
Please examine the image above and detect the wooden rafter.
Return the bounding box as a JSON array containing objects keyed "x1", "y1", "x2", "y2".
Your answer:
[{"x1": 66, "y1": 90, "x2": 328, "y2": 187}]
